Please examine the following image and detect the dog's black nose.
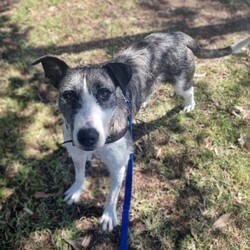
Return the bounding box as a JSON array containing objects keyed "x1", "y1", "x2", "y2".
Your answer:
[{"x1": 77, "y1": 128, "x2": 99, "y2": 148}]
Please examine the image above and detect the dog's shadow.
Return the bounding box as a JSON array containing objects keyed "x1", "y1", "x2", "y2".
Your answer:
[{"x1": 133, "y1": 105, "x2": 183, "y2": 141}]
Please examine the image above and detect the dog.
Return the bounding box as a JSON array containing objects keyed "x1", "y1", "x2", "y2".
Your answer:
[{"x1": 32, "y1": 32, "x2": 250, "y2": 231}]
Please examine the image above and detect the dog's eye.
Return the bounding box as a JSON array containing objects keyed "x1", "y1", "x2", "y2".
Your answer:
[
  {"x1": 97, "y1": 88, "x2": 111, "y2": 101},
  {"x1": 62, "y1": 91, "x2": 75, "y2": 101}
]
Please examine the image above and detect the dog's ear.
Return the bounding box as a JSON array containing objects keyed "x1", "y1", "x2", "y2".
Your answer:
[
  {"x1": 32, "y1": 56, "x2": 69, "y2": 88},
  {"x1": 103, "y1": 62, "x2": 132, "y2": 95}
]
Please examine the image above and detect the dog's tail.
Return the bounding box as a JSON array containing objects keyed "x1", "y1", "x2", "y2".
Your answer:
[{"x1": 187, "y1": 35, "x2": 250, "y2": 59}]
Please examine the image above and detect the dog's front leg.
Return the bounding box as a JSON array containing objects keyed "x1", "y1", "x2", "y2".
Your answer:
[
  {"x1": 100, "y1": 164, "x2": 126, "y2": 231},
  {"x1": 64, "y1": 147, "x2": 88, "y2": 205},
  {"x1": 62, "y1": 122, "x2": 89, "y2": 205},
  {"x1": 98, "y1": 140, "x2": 131, "y2": 231}
]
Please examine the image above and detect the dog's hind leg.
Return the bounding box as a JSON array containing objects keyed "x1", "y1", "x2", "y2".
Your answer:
[
  {"x1": 177, "y1": 86, "x2": 195, "y2": 112},
  {"x1": 173, "y1": 75, "x2": 195, "y2": 112}
]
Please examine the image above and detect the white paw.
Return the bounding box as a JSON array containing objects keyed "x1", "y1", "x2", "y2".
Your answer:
[
  {"x1": 99, "y1": 205, "x2": 117, "y2": 232},
  {"x1": 183, "y1": 101, "x2": 195, "y2": 112},
  {"x1": 64, "y1": 181, "x2": 84, "y2": 205}
]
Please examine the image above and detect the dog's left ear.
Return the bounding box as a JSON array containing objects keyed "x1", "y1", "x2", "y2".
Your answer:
[{"x1": 103, "y1": 62, "x2": 132, "y2": 95}]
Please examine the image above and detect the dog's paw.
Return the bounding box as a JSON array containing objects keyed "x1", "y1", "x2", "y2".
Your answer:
[
  {"x1": 183, "y1": 101, "x2": 195, "y2": 112},
  {"x1": 183, "y1": 105, "x2": 195, "y2": 112},
  {"x1": 100, "y1": 205, "x2": 117, "y2": 232},
  {"x1": 64, "y1": 181, "x2": 84, "y2": 205}
]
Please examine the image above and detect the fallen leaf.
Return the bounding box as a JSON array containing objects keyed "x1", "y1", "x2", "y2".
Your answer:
[
  {"x1": 34, "y1": 187, "x2": 64, "y2": 199},
  {"x1": 211, "y1": 97, "x2": 221, "y2": 109},
  {"x1": 234, "y1": 106, "x2": 250, "y2": 120},
  {"x1": 135, "y1": 142, "x2": 143, "y2": 152},
  {"x1": 81, "y1": 235, "x2": 92, "y2": 248},
  {"x1": 214, "y1": 147, "x2": 219, "y2": 156},
  {"x1": 230, "y1": 110, "x2": 241, "y2": 118},
  {"x1": 62, "y1": 237, "x2": 83, "y2": 250},
  {"x1": 194, "y1": 73, "x2": 207, "y2": 78},
  {"x1": 212, "y1": 213, "x2": 231, "y2": 229},
  {"x1": 23, "y1": 207, "x2": 34, "y2": 215},
  {"x1": 204, "y1": 137, "x2": 213, "y2": 150},
  {"x1": 156, "y1": 148, "x2": 162, "y2": 160},
  {"x1": 238, "y1": 133, "x2": 246, "y2": 148},
  {"x1": 233, "y1": 196, "x2": 245, "y2": 207},
  {"x1": 204, "y1": 137, "x2": 219, "y2": 155}
]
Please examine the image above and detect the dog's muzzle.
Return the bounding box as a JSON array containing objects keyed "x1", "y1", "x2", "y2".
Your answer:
[{"x1": 77, "y1": 128, "x2": 99, "y2": 151}]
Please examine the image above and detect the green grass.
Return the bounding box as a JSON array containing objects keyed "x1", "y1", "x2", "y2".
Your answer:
[{"x1": 1, "y1": 0, "x2": 250, "y2": 249}]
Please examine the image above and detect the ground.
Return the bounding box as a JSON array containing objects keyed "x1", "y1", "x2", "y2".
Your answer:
[{"x1": 0, "y1": 0, "x2": 250, "y2": 249}]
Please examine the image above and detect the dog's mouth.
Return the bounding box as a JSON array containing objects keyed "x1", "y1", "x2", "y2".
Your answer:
[
  {"x1": 78, "y1": 145, "x2": 96, "y2": 151},
  {"x1": 62, "y1": 125, "x2": 128, "y2": 149}
]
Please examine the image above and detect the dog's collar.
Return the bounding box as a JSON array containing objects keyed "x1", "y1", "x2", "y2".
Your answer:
[
  {"x1": 105, "y1": 98, "x2": 131, "y2": 144},
  {"x1": 105, "y1": 126, "x2": 128, "y2": 144}
]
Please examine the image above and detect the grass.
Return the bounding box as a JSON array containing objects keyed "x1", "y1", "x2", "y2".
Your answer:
[{"x1": 0, "y1": 0, "x2": 250, "y2": 249}]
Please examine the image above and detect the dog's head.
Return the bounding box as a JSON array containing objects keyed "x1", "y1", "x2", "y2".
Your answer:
[{"x1": 32, "y1": 56, "x2": 132, "y2": 151}]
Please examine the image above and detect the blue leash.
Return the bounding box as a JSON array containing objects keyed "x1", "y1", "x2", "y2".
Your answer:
[{"x1": 120, "y1": 100, "x2": 134, "y2": 250}]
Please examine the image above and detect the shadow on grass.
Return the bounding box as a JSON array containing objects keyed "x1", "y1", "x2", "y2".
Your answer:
[
  {"x1": 0, "y1": 0, "x2": 250, "y2": 70},
  {"x1": 1, "y1": 74, "x2": 249, "y2": 249},
  {"x1": 1, "y1": 145, "x2": 106, "y2": 249},
  {"x1": 0, "y1": 93, "x2": 196, "y2": 250},
  {"x1": 20, "y1": 15, "x2": 250, "y2": 59}
]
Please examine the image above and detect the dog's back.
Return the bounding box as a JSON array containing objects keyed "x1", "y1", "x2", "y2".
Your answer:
[
  {"x1": 112, "y1": 32, "x2": 250, "y2": 114},
  {"x1": 113, "y1": 32, "x2": 196, "y2": 115}
]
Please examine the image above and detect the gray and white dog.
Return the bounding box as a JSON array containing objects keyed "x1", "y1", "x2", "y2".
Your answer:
[{"x1": 33, "y1": 32, "x2": 250, "y2": 231}]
